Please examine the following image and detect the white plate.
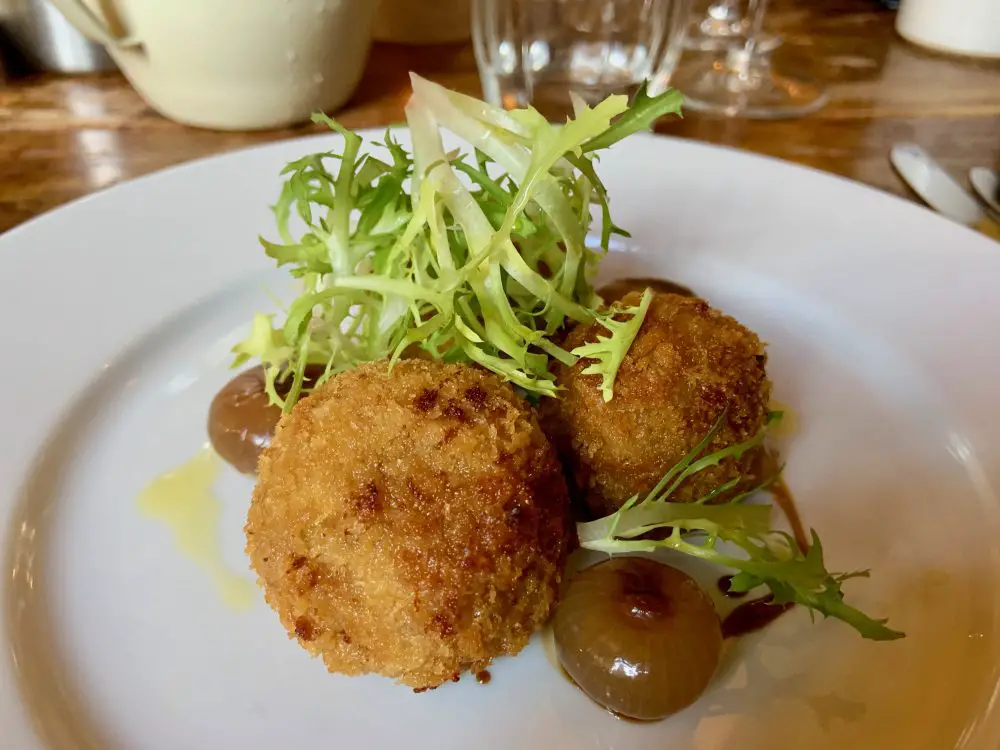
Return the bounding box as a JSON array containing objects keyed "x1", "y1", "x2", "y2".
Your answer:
[{"x1": 2, "y1": 131, "x2": 1000, "y2": 750}]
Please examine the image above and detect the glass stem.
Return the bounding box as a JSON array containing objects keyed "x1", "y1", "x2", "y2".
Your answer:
[
  {"x1": 729, "y1": 0, "x2": 769, "y2": 82},
  {"x1": 744, "y1": 0, "x2": 769, "y2": 60}
]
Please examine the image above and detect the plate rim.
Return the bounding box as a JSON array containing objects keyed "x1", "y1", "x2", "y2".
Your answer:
[{"x1": 2, "y1": 129, "x2": 1000, "y2": 750}]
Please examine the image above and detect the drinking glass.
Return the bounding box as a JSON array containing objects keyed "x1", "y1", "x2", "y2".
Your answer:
[
  {"x1": 472, "y1": 0, "x2": 691, "y2": 117},
  {"x1": 671, "y1": 0, "x2": 827, "y2": 118}
]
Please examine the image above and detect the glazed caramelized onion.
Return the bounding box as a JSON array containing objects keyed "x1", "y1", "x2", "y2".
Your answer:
[{"x1": 554, "y1": 557, "x2": 722, "y2": 721}]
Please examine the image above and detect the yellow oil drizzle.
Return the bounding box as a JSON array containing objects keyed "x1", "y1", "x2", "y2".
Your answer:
[
  {"x1": 768, "y1": 400, "x2": 798, "y2": 438},
  {"x1": 137, "y1": 445, "x2": 256, "y2": 611},
  {"x1": 974, "y1": 216, "x2": 1000, "y2": 242}
]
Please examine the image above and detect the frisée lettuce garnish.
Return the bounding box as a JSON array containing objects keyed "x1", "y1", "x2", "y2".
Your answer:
[
  {"x1": 232, "y1": 76, "x2": 900, "y2": 643},
  {"x1": 233, "y1": 74, "x2": 684, "y2": 412},
  {"x1": 577, "y1": 412, "x2": 905, "y2": 641}
]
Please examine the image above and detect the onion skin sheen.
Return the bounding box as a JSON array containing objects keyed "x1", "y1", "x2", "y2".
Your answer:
[{"x1": 554, "y1": 557, "x2": 722, "y2": 720}]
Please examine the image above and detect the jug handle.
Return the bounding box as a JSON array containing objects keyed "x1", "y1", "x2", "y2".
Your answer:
[{"x1": 48, "y1": 0, "x2": 141, "y2": 49}]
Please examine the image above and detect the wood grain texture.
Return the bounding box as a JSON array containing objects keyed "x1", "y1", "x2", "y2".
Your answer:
[{"x1": 1, "y1": 0, "x2": 999, "y2": 233}]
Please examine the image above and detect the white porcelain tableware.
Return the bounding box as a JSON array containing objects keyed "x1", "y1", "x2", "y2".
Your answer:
[
  {"x1": 896, "y1": 0, "x2": 1000, "y2": 59},
  {"x1": 44, "y1": 0, "x2": 379, "y2": 129},
  {"x1": 2, "y1": 132, "x2": 1000, "y2": 749},
  {"x1": 970, "y1": 167, "x2": 1000, "y2": 219}
]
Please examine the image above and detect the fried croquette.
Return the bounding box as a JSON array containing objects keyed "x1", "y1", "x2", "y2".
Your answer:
[
  {"x1": 541, "y1": 290, "x2": 771, "y2": 519},
  {"x1": 245, "y1": 360, "x2": 572, "y2": 690},
  {"x1": 597, "y1": 276, "x2": 695, "y2": 304}
]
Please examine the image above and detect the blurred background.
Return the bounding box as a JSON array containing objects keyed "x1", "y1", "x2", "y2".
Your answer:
[{"x1": 1, "y1": 0, "x2": 998, "y2": 233}]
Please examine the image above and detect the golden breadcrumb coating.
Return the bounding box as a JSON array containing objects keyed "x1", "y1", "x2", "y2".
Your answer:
[
  {"x1": 540, "y1": 291, "x2": 771, "y2": 518},
  {"x1": 246, "y1": 360, "x2": 572, "y2": 690}
]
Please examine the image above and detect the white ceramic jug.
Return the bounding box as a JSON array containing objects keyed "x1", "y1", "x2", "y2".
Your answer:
[
  {"x1": 46, "y1": 0, "x2": 379, "y2": 130},
  {"x1": 896, "y1": 0, "x2": 1000, "y2": 58}
]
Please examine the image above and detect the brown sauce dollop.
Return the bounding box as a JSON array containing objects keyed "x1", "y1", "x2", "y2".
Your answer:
[
  {"x1": 721, "y1": 595, "x2": 793, "y2": 639},
  {"x1": 207, "y1": 365, "x2": 325, "y2": 475},
  {"x1": 717, "y1": 574, "x2": 748, "y2": 599}
]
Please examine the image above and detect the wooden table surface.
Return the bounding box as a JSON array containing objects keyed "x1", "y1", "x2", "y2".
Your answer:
[{"x1": 1, "y1": 0, "x2": 999, "y2": 235}]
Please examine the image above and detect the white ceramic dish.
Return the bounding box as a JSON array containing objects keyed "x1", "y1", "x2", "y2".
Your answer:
[{"x1": 2, "y1": 131, "x2": 1000, "y2": 750}]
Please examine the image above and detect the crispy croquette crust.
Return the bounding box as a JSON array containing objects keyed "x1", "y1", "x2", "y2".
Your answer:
[
  {"x1": 541, "y1": 291, "x2": 771, "y2": 518},
  {"x1": 246, "y1": 360, "x2": 572, "y2": 690}
]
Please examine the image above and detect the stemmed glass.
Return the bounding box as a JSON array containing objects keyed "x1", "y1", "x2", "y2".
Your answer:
[
  {"x1": 685, "y1": 0, "x2": 745, "y2": 50},
  {"x1": 671, "y1": 0, "x2": 827, "y2": 118},
  {"x1": 684, "y1": 0, "x2": 779, "y2": 53}
]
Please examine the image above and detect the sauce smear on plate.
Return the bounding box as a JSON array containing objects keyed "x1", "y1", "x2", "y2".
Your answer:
[
  {"x1": 138, "y1": 445, "x2": 256, "y2": 610},
  {"x1": 717, "y1": 574, "x2": 748, "y2": 599},
  {"x1": 772, "y1": 477, "x2": 809, "y2": 554},
  {"x1": 721, "y1": 595, "x2": 793, "y2": 639},
  {"x1": 718, "y1": 479, "x2": 806, "y2": 636},
  {"x1": 208, "y1": 364, "x2": 328, "y2": 475}
]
